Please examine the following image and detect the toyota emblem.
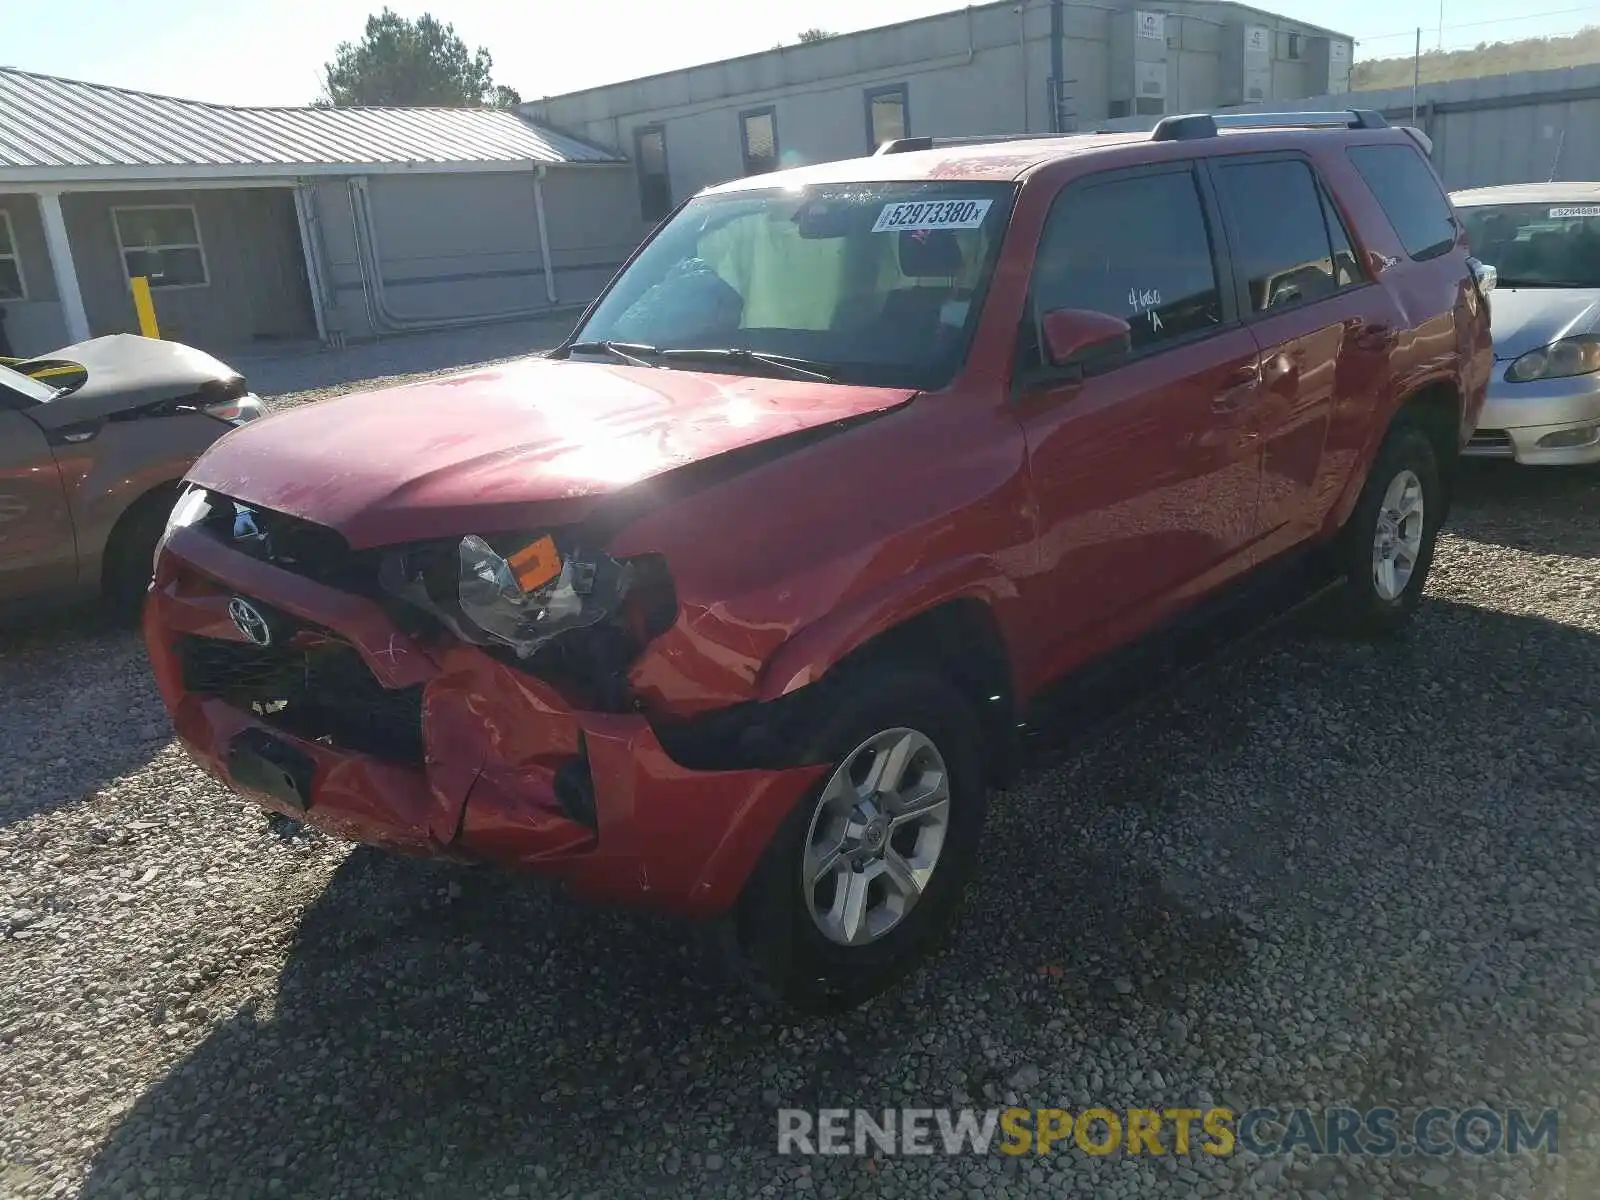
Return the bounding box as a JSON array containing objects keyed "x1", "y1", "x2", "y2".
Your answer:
[{"x1": 228, "y1": 597, "x2": 273, "y2": 647}]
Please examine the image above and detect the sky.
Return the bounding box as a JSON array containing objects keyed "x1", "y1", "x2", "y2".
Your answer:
[{"x1": 4, "y1": 0, "x2": 1599, "y2": 107}]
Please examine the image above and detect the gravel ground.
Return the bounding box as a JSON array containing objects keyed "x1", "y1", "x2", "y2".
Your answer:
[{"x1": 2, "y1": 358, "x2": 1598, "y2": 1199}]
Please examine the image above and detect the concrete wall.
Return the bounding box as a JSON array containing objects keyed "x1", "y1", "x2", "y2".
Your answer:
[
  {"x1": 0, "y1": 194, "x2": 63, "y2": 357},
  {"x1": 312, "y1": 165, "x2": 641, "y2": 342},
  {"x1": 1095, "y1": 62, "x2": 1600, "y2": 193},
  {"x1": 528, "y1": 0, "x2": 1349, "y2": 206},
  {"x1": 61, "y1": 187, "x2": 314, "y2": 352}
]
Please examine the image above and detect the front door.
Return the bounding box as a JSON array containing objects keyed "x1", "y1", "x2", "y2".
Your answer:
[
  {"x1": 1013, "y1": 162, "x2": 1264, "y2": 680},
  {"x1": 0, "y1": 402, "x2": 77, "y2": 603}
]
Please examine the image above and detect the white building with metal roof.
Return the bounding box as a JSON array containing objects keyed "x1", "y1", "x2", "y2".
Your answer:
[{"x1": 0, "y1": 67, "x2": 645, "y2": 357}]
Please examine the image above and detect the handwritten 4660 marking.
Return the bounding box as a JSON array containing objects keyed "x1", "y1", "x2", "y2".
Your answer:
[{"x1": 1128, "y1": 288, "x2": 1164, "y2": 332}]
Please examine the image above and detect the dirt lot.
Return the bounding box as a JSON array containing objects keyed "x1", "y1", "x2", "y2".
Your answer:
[{"x1": 1, "y1": 355, "x2": 1597, "y2": 1199}]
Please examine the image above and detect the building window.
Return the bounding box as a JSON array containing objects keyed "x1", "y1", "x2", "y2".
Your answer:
[
  {"x1": 740, "y1": 106, "x2": 779, "y2": 175},
  {"x1": 635, "y1": 125, "x2": 672, "y2": 223},
  {"x1": 1287, "y1": 32, "x2": 1302, "y2": 59},
  {"x1": 111, "y1": 205, "x2": 208, "y2": 289},
  {"x1": 0, "y1": 210, "x2": 25, "y2": 301},
  {"x1": 865, "y1": 84, "x2": 908, "y2": 150}
]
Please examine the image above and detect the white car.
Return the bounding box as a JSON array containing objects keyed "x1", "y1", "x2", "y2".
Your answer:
[{"x1": 1453, "y1": 182, "x2": 1600, "y2": 465}]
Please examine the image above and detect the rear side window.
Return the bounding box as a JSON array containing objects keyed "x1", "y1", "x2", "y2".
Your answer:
[
  {"x1": 1347, "y1": 144, "x2": 1457, "y2": 261},
  {"x1": 1030, "y1": 168, "x2": 1223, "y2": 355},
  {"x1": 1213, "y1": 159, "x2": 1351, "y2": 313}
]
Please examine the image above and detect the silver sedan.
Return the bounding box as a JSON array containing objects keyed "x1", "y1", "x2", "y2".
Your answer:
[{"x1": 1453, "y1": 182, "x2": 1600, "y2": 465}]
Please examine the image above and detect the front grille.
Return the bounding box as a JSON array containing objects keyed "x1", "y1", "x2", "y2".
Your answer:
[
  {"x1": 178, "y1": 634, "x2": 424, "y2": 766},
  {"x1": 1466, "y1": 428, "x2": 1513, "y2": 455},
  {"x1": 198, "y1": 494, "x2": 374, "y2": 591}
]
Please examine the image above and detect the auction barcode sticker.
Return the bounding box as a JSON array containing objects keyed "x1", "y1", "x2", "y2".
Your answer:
[
  {"x1": 872, "y1": 198, "x2": 994, "y2": 233},
  {"x1": 1549, "y1": 205, "x2": 1600, "y2": 218}
]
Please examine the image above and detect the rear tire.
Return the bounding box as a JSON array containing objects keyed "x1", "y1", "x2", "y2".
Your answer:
[
  {"x1": 1326, "y1": 423, "x2": 1442, "y2": 636},
  {"x1": 102, "y1": 488, "x2": 178, "y2": 620},
  {"x1": 727, "y1": 666, "x2": 988, "y2": 1014}
]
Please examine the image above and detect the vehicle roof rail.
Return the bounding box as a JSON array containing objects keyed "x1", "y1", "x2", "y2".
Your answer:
[
  {"x1": 1211, "y1": 109, "x2": 1390, "y2": 131},
  {"x1": 1149, "y1": 108, "x2": 1392, "y2": 143},
  {"x1": 874, "y1": 132, "x2": 1078, "y2": 154}
]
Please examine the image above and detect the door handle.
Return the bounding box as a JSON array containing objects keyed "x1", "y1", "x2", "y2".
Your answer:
[
  {"x1": 1355, "y1": 325, "x2": 1396, "y2": 352},
  {"x1": 1211, "y1": 365, "x2": 1260, "y2": 413},
  {"x1": 1260, "y1": 349, "x2": 1303, "y2": 393}
]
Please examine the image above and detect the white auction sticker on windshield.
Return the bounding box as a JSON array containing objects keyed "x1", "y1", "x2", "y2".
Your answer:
[
  {"x1": 872, "y1": 198, "x2": 994, "y2": 233},
  {"x1": 1549, "y1": 205, "x2": 1600, "y2": 218}
]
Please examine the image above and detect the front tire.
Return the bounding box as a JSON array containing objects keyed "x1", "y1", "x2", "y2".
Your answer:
[
  {"x1": 1328, "y1": 423, "x2": 1443, "y2": 635},
  {"x1": 728, "y1": 667, "x2": 988, "y2": 1013},
  {"x1": 102, "y1": 488, "x2": 178, "y2": 620}
]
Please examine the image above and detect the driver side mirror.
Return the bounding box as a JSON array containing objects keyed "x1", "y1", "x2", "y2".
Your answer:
[{"x1": 1039, "y1": 308, "x2": 1132, "y2": 371}]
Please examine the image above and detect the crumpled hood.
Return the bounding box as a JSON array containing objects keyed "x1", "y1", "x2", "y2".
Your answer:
[
  {"x1": 1486, "y1": 287, "x2": 1600, "y2": 361},
  {"x1": 25, "y1": 333, "x2": 244, "y2": 429},
  {"x1": 187, "y1": 355, "x2": 917, "y2": 549}
]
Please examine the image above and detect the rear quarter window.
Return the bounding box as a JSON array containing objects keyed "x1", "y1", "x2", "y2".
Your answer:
[{"x1": 1347, "y1": 144, "x2": 1457, "y2": 262}]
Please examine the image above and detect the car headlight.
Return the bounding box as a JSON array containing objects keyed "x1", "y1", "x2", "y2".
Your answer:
[
  {"x1": 456, "y1": 534, "x2": 628, "y2": 656},
  {"x1": 378, "y1": 532, "x2": 640, "y2": 660},
  {"x1": 203, "y1": 393, "x2": 264, "y2": 425},
  {"x1": 154, "y1": 485, "x2": 211, "y2": 568},
  {"x1": 1504, "y1": 336, "x2": 1600, "y2": 382}
]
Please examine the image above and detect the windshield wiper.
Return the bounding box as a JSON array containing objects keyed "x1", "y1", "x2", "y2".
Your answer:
[
  {"x1": 565, "y1": 340, "x2": 661, "y2": 368},
  {"x1": 654, "y1": 347, "x2": 837, "y2": 381}
]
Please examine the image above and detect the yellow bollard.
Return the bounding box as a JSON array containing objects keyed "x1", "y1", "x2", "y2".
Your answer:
[{"x1": 130, "y1": 275, "x2": 160, "y2": 339}]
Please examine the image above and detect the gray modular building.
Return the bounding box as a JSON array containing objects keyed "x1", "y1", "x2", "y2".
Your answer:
[
  {"x1": 0, "y1": 68, "x2": 648, "y2": 359},
  {"x1": 1098, "y1": 62, "x2": 1600, "y2": 193},
  {"x1": 527, "y1": 0, "x2": 1353, "y2": 219}
]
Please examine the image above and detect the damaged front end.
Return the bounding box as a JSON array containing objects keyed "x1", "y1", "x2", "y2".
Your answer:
[{"x1": 147, "y1": 502, "x2": 829, "y2": 915}]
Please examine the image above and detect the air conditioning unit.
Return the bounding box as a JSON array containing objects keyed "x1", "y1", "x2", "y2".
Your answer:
[
  {"x1": 1306, "y1": 36, "x2": 1353, "y2": 95},
  {"x1": 1219, "y1": 22, "x2": 1273, "y2": 107},
  {"x1": 1109, "y1": 10, "x2": 1170, "y2": 118}
]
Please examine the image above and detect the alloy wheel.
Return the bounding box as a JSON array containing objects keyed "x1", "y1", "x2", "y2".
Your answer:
[
  {"x1": 1371, "y1": 468, "x2": 1425, "y2": 602},
  {"x1": 801, "y1": 726, "x2": 952, "y2": 947}
]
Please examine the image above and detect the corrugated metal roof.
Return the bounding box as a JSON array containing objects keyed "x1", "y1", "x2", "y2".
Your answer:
[{"x1": 0, "y1": 67, "x2": 625, "y2": 179}]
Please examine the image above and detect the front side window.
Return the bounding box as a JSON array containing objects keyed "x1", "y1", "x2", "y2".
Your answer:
[
  {"x1": 635, "y1": 126, "x2": 672, "y2": 223},
  {"x1": 0, "y1": 210, "x2": 25, "y2": 301},
  {"x1": 866, "y1": 85, "x2": 908, "y2": 149},
  {"x1": 1028, "y1": 167, "x2": 1223, "y2": 359},
  {"x1": 1458, "y1": 202, "x2": 1600, "y2": 288},
  {"x1": 569, "y1": 181, "x2": 1016, "y2": 389},
  {"x1": 112, "y1": 206, "x2": 208, "y2": 289},
  {"x1": 741, "y1": 108, "x2": 778, "y2": 175},
  {"x1": 1214, "y1": 158, "x2": 1352, "y2": 313},
  {"x1": 1347, "y1": 143, "x2": 1457, "y2": 261}
]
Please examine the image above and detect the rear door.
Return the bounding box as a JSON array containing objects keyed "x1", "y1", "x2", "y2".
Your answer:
[
  {"x1": 1206, "y1": 153, "x2": 1382, "y2": 545},
  {"x1": 1013, "y1": 161, "x2": 1265, "y2": 674},
  {"x1": 0, "y1": 390, "x2": 78, "y2": 603}
]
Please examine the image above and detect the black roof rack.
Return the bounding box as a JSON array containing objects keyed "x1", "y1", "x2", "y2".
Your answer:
[
  {"x1": 1149, "y1": 109, "x2": 1390, "y2": 141},
  {"x1": 874, "y1": 133, "x2": 1078, "y2": 155}
]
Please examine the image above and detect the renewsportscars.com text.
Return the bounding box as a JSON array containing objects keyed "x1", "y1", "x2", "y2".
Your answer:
[{"x1": 777, "y1": 1106, "x2": 1559, "y2": 1158}]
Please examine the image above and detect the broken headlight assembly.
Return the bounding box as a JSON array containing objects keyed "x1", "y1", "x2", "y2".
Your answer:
[{"x1": 376, "y1": 531, "x2": 676, "y2": 668}]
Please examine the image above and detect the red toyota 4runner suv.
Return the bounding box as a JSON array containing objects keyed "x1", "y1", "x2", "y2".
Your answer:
[{"x1": 144, "y1": 110, "x2": 1492, "y2": 1011}]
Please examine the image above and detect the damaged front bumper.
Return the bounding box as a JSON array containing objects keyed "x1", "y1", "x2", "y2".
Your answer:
[{"x1": 143, "y1": 525, "x2": 826, "y2": 917}]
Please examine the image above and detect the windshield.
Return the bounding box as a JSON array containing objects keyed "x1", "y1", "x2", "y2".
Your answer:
[
  {"x1": 0, "y1": 362, "x2": 60, "y2": 405},
  {"x1": 567, "y1": 180, "x2": 1017, "y2": 389},
  {"x1": 1460, "y1": 202, "x2": 1600, "y2": 287}
]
